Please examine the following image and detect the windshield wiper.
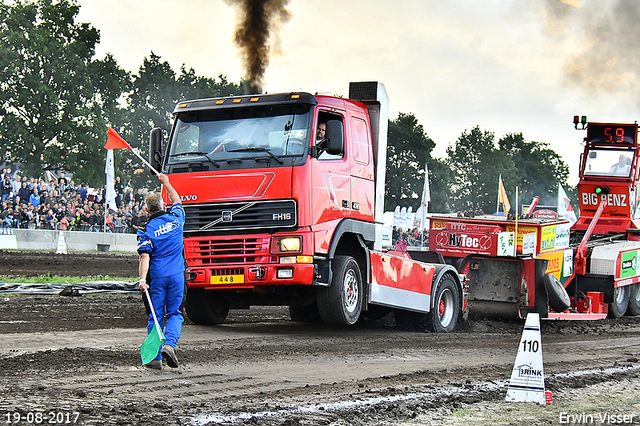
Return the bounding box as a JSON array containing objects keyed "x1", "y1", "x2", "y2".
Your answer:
[
  {"x1": 169, "y1": 151, "x2": 220, "y2": 168},
  {"x1": 228, "y1": 147, "x2": 284, "y2": 164}
]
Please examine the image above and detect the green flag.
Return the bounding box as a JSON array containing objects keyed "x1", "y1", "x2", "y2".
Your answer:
[{"x1": 140, "y1": 322, "x2": 165, "y2": 365}]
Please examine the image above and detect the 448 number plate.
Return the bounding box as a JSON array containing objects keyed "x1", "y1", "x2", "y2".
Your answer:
[{"x1": 210, "y1": 274, "x2": 244, "y2": 284}]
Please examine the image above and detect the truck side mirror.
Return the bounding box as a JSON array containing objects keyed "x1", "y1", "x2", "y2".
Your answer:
[
  {"x1": 149, "y1": 127, "x2": 164, "y2": 173},
  {"x1": 325, "y1": 120, "x2": 344, "y2": 156}
]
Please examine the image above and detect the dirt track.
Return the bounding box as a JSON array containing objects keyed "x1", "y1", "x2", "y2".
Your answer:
[
  {"x1": 1, "y1": 252, "x2": 640, "y2": 425},
  {"x1": 0, "y1": 250, "x2": 139, "y2": 278}
]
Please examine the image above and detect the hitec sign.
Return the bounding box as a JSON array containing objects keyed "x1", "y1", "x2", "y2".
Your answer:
[{"x1": 429, "y1": 229, "x2": 499, "y2": 256}]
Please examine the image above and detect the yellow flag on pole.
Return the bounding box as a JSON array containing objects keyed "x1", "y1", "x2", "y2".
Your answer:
[{"x1": 498, "y1": 175, "x2": 511, "y2": 214}]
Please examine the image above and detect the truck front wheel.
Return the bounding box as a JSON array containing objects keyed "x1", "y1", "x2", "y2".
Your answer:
[
  {"x1": 317, "y1": 255, "x2": 362, "y2": 326},
  {"x1": 608, "y1": 285, "x2": 630, "y2": 318},
  {"x1": 185, "y1": 288, "x2": 230, "y2": 325}
]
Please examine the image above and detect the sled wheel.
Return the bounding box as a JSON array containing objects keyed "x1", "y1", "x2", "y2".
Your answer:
[
  {"x1": 185, "y1": 288, "x2": 229, "y2": 325},
  {"x1": 317, "y1": 255, "x2": 362, "y2": 326},
  {"x1": 608, "y1": 285, "x2": 630, "y2": 318},
  {"x1": 421, "y1": 274, "x2": 460, "y2": 332},
  {"x1": 625, "y1": 284, "x2": 640, "y2": 316},
  {"x1": 544, "y1": 273, "x2": 571, "y2": 313}
]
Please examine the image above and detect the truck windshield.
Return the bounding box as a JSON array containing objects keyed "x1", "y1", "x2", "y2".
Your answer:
[
  {"x1": 167, "y1": 104, "x2": 311, "y2": 164},
  {"x1": 583, "y1": 148, "x2": 635, "y2": 178}
]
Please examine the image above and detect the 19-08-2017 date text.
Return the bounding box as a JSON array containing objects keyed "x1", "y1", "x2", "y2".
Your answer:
[{"x1": 4, "y1": 412, "x2": 80, "y2": 424}]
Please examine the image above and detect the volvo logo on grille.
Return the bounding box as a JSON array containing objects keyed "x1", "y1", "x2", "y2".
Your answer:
[{"x1": 222, "y1": 211, "x2": 233, "y2": 222}]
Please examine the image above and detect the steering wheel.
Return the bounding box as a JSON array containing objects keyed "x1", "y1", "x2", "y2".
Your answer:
[{"x1": 285, "y1": 138, "x2": 305, "y2": 155}]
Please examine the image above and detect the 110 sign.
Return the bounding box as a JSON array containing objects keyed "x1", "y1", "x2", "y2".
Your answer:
[{"x1": 522, "y1": 339, "x2": 540, "y2": 352}]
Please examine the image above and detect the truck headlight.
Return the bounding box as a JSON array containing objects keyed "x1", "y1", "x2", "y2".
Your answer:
[{"x1": 271, "y1": 236, "x2": 302, "y2": 254}]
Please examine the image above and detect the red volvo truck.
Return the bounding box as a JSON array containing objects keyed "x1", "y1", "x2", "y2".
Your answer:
[
  {"x1": 148, "y1": 82, "x2": 465, "y2": 331},
  {"x1": 426, "y1": 118, "x2": 640, "y2": 320}
]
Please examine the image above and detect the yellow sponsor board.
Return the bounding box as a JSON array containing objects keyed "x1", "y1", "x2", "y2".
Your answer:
[
  {"x1": 505, "y1": 224, "x2": 537, "y2": 253},
  {"x1": 540, "y1": 225, "x2": 557, "y2": 253}
]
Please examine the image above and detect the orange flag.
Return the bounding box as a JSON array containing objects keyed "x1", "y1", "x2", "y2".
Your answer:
[
  {"x1": 498, "y1": 174, "x2": 511, "y2": 214},
  {"x1": 105, "y1": 127, "x2": 160, "y2": 175},
  {"x1": 105, "y1": 127, "x2": 132, "y2": 150}
]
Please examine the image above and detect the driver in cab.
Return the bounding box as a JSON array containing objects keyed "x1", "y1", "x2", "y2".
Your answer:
[
  {"x1": 316, "y1": 122, "x2": 326, "y2": 144},
  {"x1": 609, "y1": 154, "x2": 631, "y2": 176}
]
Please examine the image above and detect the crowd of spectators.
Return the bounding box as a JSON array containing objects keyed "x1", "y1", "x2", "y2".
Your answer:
[
  {"x1": 392, "y1": 226, "x2": 428, "y2": 247},
  {"x1": 0, "y1": 168, "x2": 150, "y2": 233}
]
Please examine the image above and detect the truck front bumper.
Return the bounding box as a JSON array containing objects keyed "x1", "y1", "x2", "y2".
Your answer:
[{"x1": 186, "y1": 262, "x2": 317, "y2": 289}]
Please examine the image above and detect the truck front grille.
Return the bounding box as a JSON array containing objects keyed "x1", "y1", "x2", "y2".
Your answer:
[
  {"x1": 211, "y1": 268, "x2": 244, "y2": 276},
  {"x1": 186, "y1": 237, "x2": 271, "y2": 264},
  {"x1": 182, "y1": 199, "x2": 297, "y2": 233}
]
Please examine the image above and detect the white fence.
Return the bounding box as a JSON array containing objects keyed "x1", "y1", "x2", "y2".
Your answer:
[{"x1": 0, "y1": 228, "x2": 137, "y2": 252}]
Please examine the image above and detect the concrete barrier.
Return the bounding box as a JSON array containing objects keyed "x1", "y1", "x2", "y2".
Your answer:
[{"x1": 0, "y1": 228, "x2": 137, "y2": 252}]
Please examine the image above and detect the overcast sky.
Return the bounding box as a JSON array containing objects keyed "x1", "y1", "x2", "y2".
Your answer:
[{"x1": 77, "y1": 0, "x2": 640, "y2": 186}]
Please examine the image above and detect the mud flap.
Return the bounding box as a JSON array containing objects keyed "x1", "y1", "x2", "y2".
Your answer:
[
  {"x1": 534, "y1": 258, "x2": 549, "y2": 319},
  {"x1": 462, "y1": 256, "x2": 520, "y2": 317},
  {"x1": 461, "y1": 255, "x2": 548, "y2": 319},
  {"x1": 315, "y1": 258, "x2": 331, "y2": 287}
]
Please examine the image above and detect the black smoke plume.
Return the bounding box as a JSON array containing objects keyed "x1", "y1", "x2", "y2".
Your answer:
[
  {"x1": 226, "y1": 0, "x2": 291, "y2": 94},
  {"x1": 537, "y1": 0, "x2": 640, "y2": 94}
]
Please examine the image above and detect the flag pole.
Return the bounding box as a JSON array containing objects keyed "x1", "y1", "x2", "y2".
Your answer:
[
  {"x1": 105, "y1": 127, "x2": 160, "y2": 175},
  {"x1": 497, "y1": 174, "x2": 501, "y2": 214},
  {"x1": 515, "y1": 186, "x2": 519, "y2": 252},
  {"x1": 130, "y1": 149, "x2": 160, "y2": 176},
  {"x1": 104, "y1": 149, "x2": 113, "y2": 234}
]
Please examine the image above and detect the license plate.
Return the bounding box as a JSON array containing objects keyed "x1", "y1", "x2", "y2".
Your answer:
[{"x1": 210, "y1": 275, "x2": 245, "y2": 284}]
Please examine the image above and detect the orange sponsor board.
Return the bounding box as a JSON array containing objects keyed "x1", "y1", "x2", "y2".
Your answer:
[
  {"x1": 538, "y1": 251, "x2": 563, "y2": 277},
  {"x1": 505, "y1": 224, "x2": 538, "y2": 253},
  {"x1": 430, "y1": 219, "x2": 448, "y2": 229},
  {"x1": 538, "y1": 249, "x2": 574, "y2": 285}
]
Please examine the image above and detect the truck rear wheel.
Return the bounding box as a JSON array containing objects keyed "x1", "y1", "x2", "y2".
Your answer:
[
  {"x1": 422, "y1": 274, "x2": 460, "y2": 332},
  {"x1": 317, "y1": 255, "x2": 362, "y2": 326},
  {"x1": 185, "y1": 288, "x2": 230, "y2": 325},
  {"x1": 608, "y1": 285, "x2": 630, "y2": 318},
  {"x1": 544, "y1": 273, "x2": 571, "y2": 313},
  {"x1": 394, "y1": 275, "x2": 460, "y2": 333},
  {"x1": 625, "y1": 284, "x2": 640, "y2": 316}
]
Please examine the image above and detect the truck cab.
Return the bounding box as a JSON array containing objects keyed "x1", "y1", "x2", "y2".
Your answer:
[
  {"x1": 149, "y1": 82, "x2": 464, "y2": 330},
  {"x1": 575, "y1": 121, "x2": 640, "y2": 234}
]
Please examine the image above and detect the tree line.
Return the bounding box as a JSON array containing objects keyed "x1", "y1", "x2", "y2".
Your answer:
[
  {"x1": 0, "y1": 0, "x2": 242, "y2": 190},
  {"x1": 386, "y1": 114, "x2": 572, "y2": 214},
  {"x1": 0, "y1": 0, "x2": 574, "y2": 214}
]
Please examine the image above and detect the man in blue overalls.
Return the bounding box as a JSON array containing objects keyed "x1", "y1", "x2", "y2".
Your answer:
[{"x1": 137, "y1": 173, "x2": 185, "y2": 369}]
